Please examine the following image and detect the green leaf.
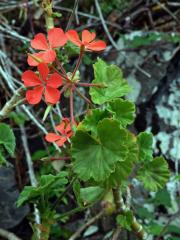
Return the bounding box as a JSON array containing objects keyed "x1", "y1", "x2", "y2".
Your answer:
[
  {"x1": 137, "y1": 132, "x2": 153, "y2": 162},
  {"x1": 107, "y1": 99, "x2": 135, "y2": 127},
  {"x1": 81, "y1": 108, "x2": 109, "y2": 134},
  {"x1": 72, "y1": 119, "x2": 136, "y2": 182},
  {"x1": 8, "y1": 111, "x2": 28, "y2": 125},
  {"x1": 137, "y1": 207, "x2": 153, "y2": 219},
  {"x1": 152, "y1": 188, "x2": 171, "y2": 207},
  {"x1": 80, "y1": 186, "x2": 105, "y2": 205},
  {"x1": 105, "y1": 159, "x2": 133, "y2": 188},
  {"x1": 89, "y1": 59, "x2": 131, "y2": 104},
  {"x1": 137, "y1": 157, "x2": 170, "y2": 191},
  {"x1": 116, "y1": 211, "x2": 133, "y2": 231},
  {"x1": 17, "y1": 172, "x2": 68, "y2": 207},
  {"x1": 148, "y1": 222, "x2": 164, "y2": 235},
  {"x1": 105, "y1": 134, "x2": 138, "y2": 187},
  {"x1": 73, "y1": 180, "x2": 83, "y2": 206},
  {"x1": 0, "y1": 148, "x2": 6, "y2": 165},
  {"x1": 0, "y1": 123, "x2": 15, "y2": 156}
]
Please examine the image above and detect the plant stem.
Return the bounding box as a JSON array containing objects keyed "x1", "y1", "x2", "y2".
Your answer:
[
  {"x1": 69, "y1": 210, "x2": 104, "y2": 240},
  {"x1": 50, "y1": 156, "x2": 71, "y2": 161},
  {"x1": 0, "y1": 228, "x2": 22, "y2": 240},
  {"x1": 53, "y1": 177, "x2": 77, "y2": 210},
  {"x1": 42, "y1": 0, "x2": 54, "y2": 30},
  {"x1": 55, "y1": 59, "x2": 68, "y2": 78},
  {"x1": 74, "y1": 87, "x2": 92, "y2": 105},
  {"x1": 57, "y1": 206, "x2": 88, "y2": 219},
  {"x1": 65, "y1": 0, "x2": 80, "y2": 31},
  {"x1": 0, "y1": 87, "x2": 25, "y2": 121},
  {"x1": 112, "y1": 188, "x2": 147, "y2": 240},
  {"x1": 70, "y1": 87, "x2": 75, "y2": 125},
  {"x1": 71, "y1": 46, "x2": 84, "y2": 80},
  {"x1": 75, "y1": 82, "x2": 106, "y2": 88}
]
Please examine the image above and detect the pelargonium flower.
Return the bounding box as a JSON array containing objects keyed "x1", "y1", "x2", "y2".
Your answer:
[
  {"x1": 66, "y1": 29, "x2": 106, "y2": 51},
  {"x1": 22, "y1": 63, "x2": 63, "y2": 105},
  {"x1": 28, "y1": 28, "x2": 67, "y2": 66},
  {"x1": 45, "y1": 118, "x2": 73, "y2": 146}
]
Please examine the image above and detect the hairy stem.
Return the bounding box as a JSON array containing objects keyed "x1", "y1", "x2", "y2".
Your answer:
[
  {"x1": 42, "y1": 0, "x2": 54, "y2": 30},
  {"x1": 71, "y1": 46, "x2": 84, "y2": 80},
  {"x1": 112, "y1": 188, "x2": 147, "y2": 240}
]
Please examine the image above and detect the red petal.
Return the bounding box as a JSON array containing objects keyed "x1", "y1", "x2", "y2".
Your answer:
[
  {"x1": 22, "y1": 70, "x2": 41, "y2": 87},
  {"x1": 82, "y1": 30, "x2": 96, "y2": 44},
  {"x1": 48, "y1": 28, "x2": 67, "y2": 48},
  {"x1": 27, "y1": 52, "x2": 45, "y2": 66},
  {"x1": 66, "y1": 131, "x2": 73, "y2": 138},
  {"x1": 66, "y1": 30, "x2": 81, "y2": 47},
  {"x1": 56, "y1": 136, "x2": 67, "y2": 146},
  {"x1": 65, "y1": 123, "x2": 72, "y2": 133},
  {"x1": 31, "y1": 33, "x2": 49, "y2": 50},
  {"x1": 45, "y1": 133, "x2": 61, "y2": 142},
  {"x1": 26, "y1": 86, "x2": 44, "y2": 105},
  {"x1": 46, "y1": 73, "x2": 63, "y2": 88},
  {"x1": 87, "y1": 40, "x2": 106, "y2": 51},
  {"x1": 56, "y1": 122, "x2": 65, "y2": 134},
  {"x1": 37, "y1": 63, "x2": 49, "y2": 82},
  {"x1": 44, "y1": 86, "x2": 60, "y2": 104},
  {"x1": 40, "y1": 50, "x2": 56, "y2": 63}
]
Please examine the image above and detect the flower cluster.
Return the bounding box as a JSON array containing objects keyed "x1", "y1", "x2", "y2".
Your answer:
[
  {"x1": 45, "y1": 118, "x2": 73, "y2": 147},
  {"x1": 21, "y1": 27, "x2": 106, "y2": 146}
]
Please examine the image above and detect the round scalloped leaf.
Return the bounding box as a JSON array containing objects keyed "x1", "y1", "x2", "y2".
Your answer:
[
  {"x1": 137, "y1": 157, "x2": 170, "y2": 191},
  {"x1": 137, "y1": 132, "x2": 153, "y2": 162},
  {"x1": 81, "y1": 108, "x2": 109, "y2": 135},
  {"x1": 104, "y1": 133, "x2": 138, "y2": 187},
  {"x1": 89, "y1": 59, "x2": 131, "y2": 104},
  {"x1": 0, "y1": 123, "x2": 15, "y2": 156},
  {"x1": 107, "y1": 99, "x2": 135, "y2": 127},
  {"x1": 72, "y1": 119, "x2": 134, "y2": 182}
]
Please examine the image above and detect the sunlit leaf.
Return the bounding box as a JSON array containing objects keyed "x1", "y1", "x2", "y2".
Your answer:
[{"x1": 89, "y1": 59, "x2": 131, "y2": 104}]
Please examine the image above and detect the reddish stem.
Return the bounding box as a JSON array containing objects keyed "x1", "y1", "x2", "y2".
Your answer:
[
  {"x1": 76, "y1": 82, "x2": 106, "y2": 88},
  {"x1": 70, "y1": 87, "x2": 75, "y2": 125},
  {"x1": 51, "y1": 65, "x2": 71, "y2": 83},
  {"x1": 74, "y1": 86, "x2": 92, "y2": 105},
  {"x1": 71, "y1": 45, "x2": 85, "y2": 80},
  {"x1": 55, "y1": 58, "x2": 68, "y2": 78},
  {"x1": 50, "y1": 157, "x2": 71, "y2": 161}
]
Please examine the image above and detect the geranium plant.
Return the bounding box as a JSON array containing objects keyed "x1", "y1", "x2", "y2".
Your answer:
[{"x1": 0, "y1": 1, "x2": 170, "y2": 239}]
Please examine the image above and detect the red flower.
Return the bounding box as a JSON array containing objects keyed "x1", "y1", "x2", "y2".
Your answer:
[
  {"x1": 66, "y1": 29, "x2": 106, "y2": 51},
  {"x1": 45, "y1": 118, "x2": 73, "y2": 146},
  {"x1": 28, "y1": 28, "x2": 67, "y2": 66},
  {"x1": 22, "y1": 63, "x2": 63, "y2": 105}
]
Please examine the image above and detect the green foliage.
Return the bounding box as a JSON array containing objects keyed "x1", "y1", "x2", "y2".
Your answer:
[
  {"x1": 137, "y1": 157, "x2": 170, "y2": 191},
  {"x1": 100, "y1": 0, "x2": 130, "y2": 14},
  {"x1": 80, "y1": 108, "x2": 109, "y2": 134},
  {"x1": 80, "y1": 186, "x2": 105, "y2": 205},
  {"x1": 116, "y1": 210, "x2": 133, "y2": 231},
  {"x1": 8, "y1": 111, "x2": 28, "y2": 125},
  {"x1": 89, "y1": 59, "x2": 131, "y2": 104},
  {"x1": 0, "y1": 123, "x2": 15, "y2": 165},
  {"x1": 152, "y1": 188, "x2": 172, "y2": 207},
  {"x1": 107, "y1": 99, "x2": 135, "y2": 127},
  {"x1": 72, "y1": 118, "x2": 137, "y2": 182},
  {"x1": 123, "y1": 32, "x2": 180, "y2": 49},
  {"x1": 17, "y1": 172, "x2": 68, "y2": 207},
  {"x1": 105, "y1": 160, "x2": 133, "y2": 188},
  {"x1": 137, "y1": 132, "x2": 153, "y2": 162}
]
